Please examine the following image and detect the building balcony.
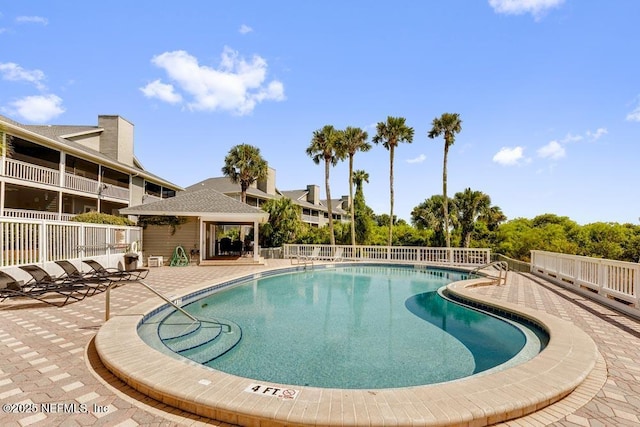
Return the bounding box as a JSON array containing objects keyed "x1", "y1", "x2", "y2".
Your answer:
[
  {"x1": 301, "y1": 214, "x2": 320, "y2": 224},
  {"x1": 2, "y1": 208, "x2": 76, "y2": 221},
  {"x1": 3, "y1": 158, "x2": 130, "y2": 201}
]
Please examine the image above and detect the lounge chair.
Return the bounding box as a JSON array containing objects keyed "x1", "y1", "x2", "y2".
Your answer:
[
  {"x1": 54, "y1": 260, "x2": 112, "y2": 294},
  {"x1": 303, "y1": 247, "x2": 321, "y2": 260},
  {"x1": 291, "y1": 247, "x2": 321, "y2": 265},
  {"x1": 12, "y1": 267, "x2": 89, "y2": 306},
  {"x1": 82, "y1": 259, "x2": 149, "y2": 281},
  {"x1": 0, "y1": 271, "x2": 54, "y2": 305},
  {"x1": 331, "y1": 247, "x2": 344, "y2": 262}
]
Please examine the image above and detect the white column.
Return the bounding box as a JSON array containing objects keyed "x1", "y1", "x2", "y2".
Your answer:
[
  {"x1": 0, "y1": 180, "x2": 5, "y2": 217},
  {"x1": 97, "y1": 165, "x2": 102, "y2": 212},
  {"x1": 59, "y1": 152, "x2": 65, "y2": 219},
  {"x1": 253, "y1": 220, "x2": 260, "y2": 261},
  {"x1": 1, "y1": 129, "x2": 5, "y2": 176}
]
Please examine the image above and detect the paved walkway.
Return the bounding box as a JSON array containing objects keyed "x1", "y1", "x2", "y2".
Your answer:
[{"x1": 1, "y1": 261, "x2": 639, "y2": 426}]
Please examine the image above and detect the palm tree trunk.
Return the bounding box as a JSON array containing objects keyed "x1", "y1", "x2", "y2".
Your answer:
[
  {"x1": 388, "y1": 145, "x2": 394, "y2": 247},
  {"x1": 325, "y1": 158, "x2": 335, "y2": 246},
  {"x1": 443, "y1": 144, "x2": 450, "y2": 248},
  {"x1": 349, "y1": 155, "x2": 356, "y2": 247},
  {"x1": 240, "y1": 183, "x2": 248, "y2": 204}
]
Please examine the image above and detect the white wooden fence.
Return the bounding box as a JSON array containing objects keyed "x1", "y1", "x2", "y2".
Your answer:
[
  {"x1": 531, "y1": 250, "x2": 639, "y2": 311},
  {"x1": 283, "y1": 244, "x2": 490, "y2": 266},
  {"x1": 1, "y1": 217, "x2": 142, "y2": 282}
]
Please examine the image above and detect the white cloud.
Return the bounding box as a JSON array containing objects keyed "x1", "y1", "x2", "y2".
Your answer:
[
  {"x1": 537, "y1": 140, "x2": 565, "y2": 160},
  {"x1": 140, "y1": 79, "x2": 182, "y2": 104},
  {"x1": 143, "y1": 47, "x2": 285, "y2": 115},
  {"x1": 16, "y1": 16, "x2": 48, "y2": 25},
  {"x1": 0, "y1": 62, "x2": 46, "y2": 90},
  {"x1": 5, "y1": 94, "x2": 65, "y2": 122},
  {"x1": 586, "y1": 127, "x2": 607, "y2": 141},
  {"x1": 406, "y1": 154, "x2": 426, "y2": 164},
  {"x1": 560, "y1": 132, "x2": 583, "y2": 144},
  {"x1": 488, "y1": 0, "x2": 564, "y2": 20},
  {"x1": 493, "y1": 146, "x2": 525, "y2": 166},
  {"x1": 239, "y1": 24, "x2": 253, "y2": 34},
  {"x1": 626, "y1": 103, "x2": 640, "y2": 122}
]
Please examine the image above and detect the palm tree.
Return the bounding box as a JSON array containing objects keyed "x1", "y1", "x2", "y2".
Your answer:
[
  {"x1": 221, "y1": 144, "x2": 268, "y2": 204},
  {"x1": 372, "y1": 116, "x2": 414, "y2": 246},
  {"x1": 306, "y1": 125, "x2": 345, "y2": 246},
  {"x1": 480, "y1": 205, "x2": 507, "y2": 232},
  {"x1": 260, "y1": 197, "x2": 303, "y2": 247},
  {"x1": 411, "y1": 194, "x2": 450, "y2": 247},
  {"x1": 339, "y1": 127, "x2": 371, "y2": 247},
  {"x1": 454, "y1": 188, "x2": 491, "y2": 248},
  {"x1": 428, "y1": 113, "x2": 462, "y2": 248},
  {"x1": 352, "y1": 169, "x2": 369, "y2": 194},
  {"x1": 352, "y1": 169, "x2": 373, "y2": 245}
]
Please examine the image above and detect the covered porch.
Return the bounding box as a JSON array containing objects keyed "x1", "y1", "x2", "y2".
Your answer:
[
  {"x1": 199, "y1": 216, "x2": 264, "y2": 265},
  {"x1": 119, "y1": 188, "x2": 269, "y2": 266}
]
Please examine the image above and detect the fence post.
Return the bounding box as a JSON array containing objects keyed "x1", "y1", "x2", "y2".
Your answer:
[
  {"x1": 635, "y1": 264, "x2": 640, "y2": 309},
  {"x1": 597, "y1": 259, "x2": 606, "y2": 296},
  {"x1": 39, "y1": 220, "x2": 47, "y2": 266}
]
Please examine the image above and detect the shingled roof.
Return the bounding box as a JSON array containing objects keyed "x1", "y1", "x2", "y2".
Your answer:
[
  {"x1": 0, "y1": 114, "x2": 180, "y2": 190},
  {"x1": 120, "y1": 187, "x2": 269, "y2": 222},
  {"x1": 184, "y1": 177, "x2": 279, "y2": 199}
]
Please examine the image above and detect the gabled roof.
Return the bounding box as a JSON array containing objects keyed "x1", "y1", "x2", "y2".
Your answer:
[
  {"x1": 120, "y1": 187, "x2": 269, "y2": 222},
  {"x1": 0, "y1": 114, "x2": 181, "y2": 191},
  {"x1": 185, "y1": 177, "x2": 279, "y2": 200},
  {"x1": 183, "y1": 176, "x2": 347, "y2": 216},
  {"x1": 279, "y1": 189, "x2": 348, "y2": 215},
  {"x1": 280, "y1": 189, "x2": 307, "y2": 201}
]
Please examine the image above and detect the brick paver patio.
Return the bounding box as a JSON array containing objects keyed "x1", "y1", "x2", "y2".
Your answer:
[{"x1": 1, "y1": 260, "x2": 639, "y2": 426}]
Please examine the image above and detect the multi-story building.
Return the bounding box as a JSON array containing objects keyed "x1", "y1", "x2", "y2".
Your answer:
[
  {"x1": 0, "y1": 114, "x2": 181, "y2": 221},
  {"x1": 185, "y1": 167, "x2": 350, "y2": 227}
]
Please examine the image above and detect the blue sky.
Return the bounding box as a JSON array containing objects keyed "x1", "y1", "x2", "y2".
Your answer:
[{"x1": 1, "y1": 1, "x2": 638, "y2": 225}]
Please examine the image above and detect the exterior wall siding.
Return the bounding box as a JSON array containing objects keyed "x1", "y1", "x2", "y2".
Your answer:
[
  {"x1": 141, "y1": 218, "x2": 199, "y2": 266},
  {"x1": 130, "y1": 175, "x2": 145, "y2": 207}
]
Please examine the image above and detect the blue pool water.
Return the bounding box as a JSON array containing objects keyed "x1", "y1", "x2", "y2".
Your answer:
[{"x1": 139, "y1": 265, "x2": 547, "y2": 389}]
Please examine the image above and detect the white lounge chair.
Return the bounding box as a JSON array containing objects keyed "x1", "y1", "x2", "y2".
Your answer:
[
  {"x1": 331, "y1": 247, "x2": 344, "y2": 262},
  {"x1": 291, "y1": 247, "x2": 320, "y2": 265}
]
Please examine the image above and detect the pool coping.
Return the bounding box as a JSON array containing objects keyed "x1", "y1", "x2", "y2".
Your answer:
[{"x1": 94, "y1": 264, "x2": 599, "y2": 426}]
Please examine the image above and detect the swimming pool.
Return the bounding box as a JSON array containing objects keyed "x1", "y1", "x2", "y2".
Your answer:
[
  {"x1": 138, "y1": 265, "x2": 547, "y2": 389},
  {"x1": 97, "y1": 261, "x2": 599, "y2": 426}
]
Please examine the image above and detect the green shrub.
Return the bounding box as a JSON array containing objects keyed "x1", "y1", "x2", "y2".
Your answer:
[{"x1": 71, "y1": 212, "x2": 135, "y2": 226}]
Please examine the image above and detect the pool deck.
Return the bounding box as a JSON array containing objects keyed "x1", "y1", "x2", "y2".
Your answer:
[{"x1": 1, "y1": 260, "x2": 639, "y2": 426}]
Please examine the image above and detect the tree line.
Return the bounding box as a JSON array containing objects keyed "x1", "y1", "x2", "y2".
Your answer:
[{"x1": 221, "y1": 116, "x2": 640, "y2": 263}]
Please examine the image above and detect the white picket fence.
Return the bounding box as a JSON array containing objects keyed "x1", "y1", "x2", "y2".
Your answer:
[
  {"x1": 531, "y1": 250, "x2": 640, "y2": 311},
  {"x1": 0, "y1": 217, "x2": 142, "y2": 282},
  {"x1": 283, "y1": 244, "x2": 490, "y2": 265}
]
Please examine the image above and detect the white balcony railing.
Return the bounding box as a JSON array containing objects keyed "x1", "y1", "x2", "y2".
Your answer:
[
  {"x1": 2, "y1": 158, "x2": 130, "y2": 201},
  {"x1": 101, "y1": 184, "x2": 130, "y2": 201},
  {"x1": 3, "y1": 208, "x2": 75, "y2": 222},
  {"x1": 65, "y1": 173, "x2": 99, "y2": 194},
  {"x1": 301, "y1": 214, "x2": 321, "y2": 224},
  {"x1": 4, "y1": 158, "x2": 59, "y2": 186}
]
